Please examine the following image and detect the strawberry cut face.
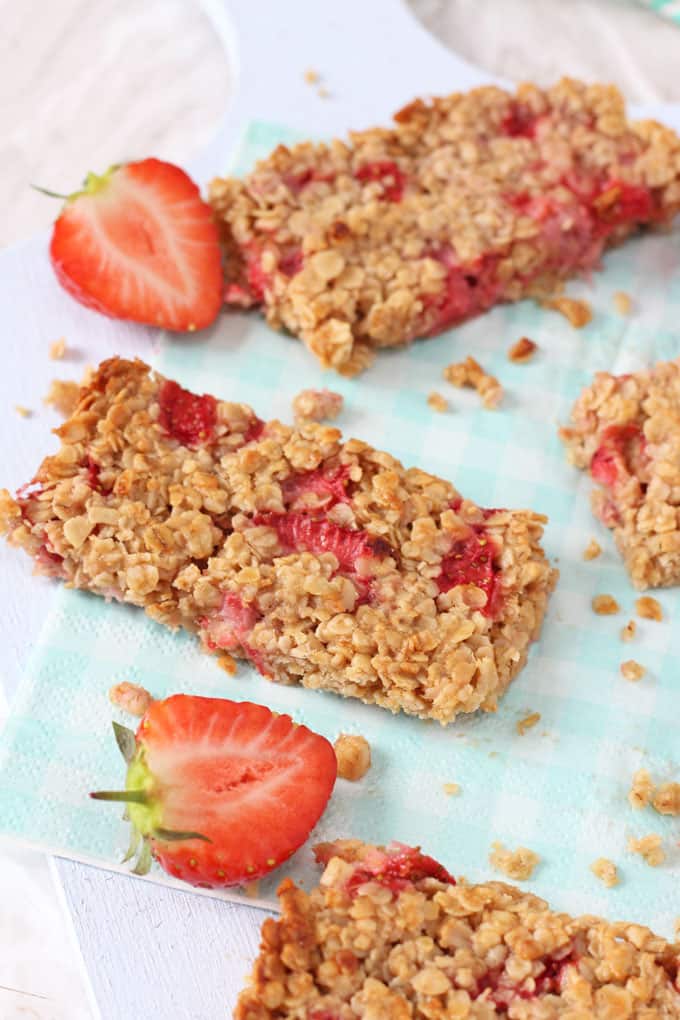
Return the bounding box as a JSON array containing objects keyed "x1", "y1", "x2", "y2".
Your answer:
[
  {"x1": 345, "y1": 842, "x2": 455, "y2": 897},
  {"x1": 92, "y1": 695, "x2": 337, "y2": 888},
  {"x1": 157, "y1": 379, "x2": 217, "y2": 448}
]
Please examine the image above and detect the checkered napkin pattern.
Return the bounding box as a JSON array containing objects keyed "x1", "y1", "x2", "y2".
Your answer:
[{"x1": 0, "y1": 121, "x2": 679, "y2": 928}]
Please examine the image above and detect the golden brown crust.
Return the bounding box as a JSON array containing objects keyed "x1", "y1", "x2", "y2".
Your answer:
[
  {"x1": 2, "y1": 357, "x2": 556, "y2": 723},
  {"x1": 235, "y1": 840, "x2": 680, "y2": 1018},
  {"x1": 211, "y1": 78, "x2": 680, "y2": 373}
]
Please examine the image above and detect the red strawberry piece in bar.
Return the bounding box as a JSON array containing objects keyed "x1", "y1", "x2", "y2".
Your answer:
[{"x1": 158, "y1": 379, "x2": 217, "y2": 448}]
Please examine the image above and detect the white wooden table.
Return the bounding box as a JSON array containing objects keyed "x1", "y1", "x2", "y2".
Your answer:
[{"x1": 2, "y1": 2, "x2": 679, "y2": 1016}]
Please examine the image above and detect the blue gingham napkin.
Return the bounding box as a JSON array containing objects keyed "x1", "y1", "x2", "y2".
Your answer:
[{"x1": 0, "y1": 121, "x2": 678, "y2": 928}]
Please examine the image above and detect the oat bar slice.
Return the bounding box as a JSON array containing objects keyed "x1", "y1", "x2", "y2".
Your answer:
[
  {"x1": 211, "y1": 78, "x2": 680, "y2": 375},
  {"x1": 235, "y1": 839, "x2": 680, "y2": 1019},
  {"x1": 1, "y1": 357, "x2": 555, "y2": 723},
  {"x1": 560, "y1": 358, "x2": 680, "y2": 589}
]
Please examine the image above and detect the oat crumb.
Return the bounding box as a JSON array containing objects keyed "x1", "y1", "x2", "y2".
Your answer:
[
  {"x1": 635, "y1": 595, "x2": 663, "y2": 622},
  {"x1": 318, "y1": 86, "x2": 330, "y2": 99},
  {"x1": 489, "y1": 841, "x2": 540, "y2": 881},
  {"x1": 508, "y1": 337, "x2": 537, "y2": 363},
  {"x1": 620, "y1": 620, "x2": 636, "y2": 642},
  {"x1": 628, "y1": 833, "x2": 665, "y2": 867},
  {"x1": 628, "y1": 768, "x2": 655, "y2": 810},
  {"x1": 544, "y1": 295, "x2": 593, "y2": 328},
  {"x1": 621, "y1": 659, "x2": 645, "y2": 681},
  {"x1": 442, "y1": 782, "x2": 461, "y2": 796},
  {"x1": 516, "y1": 711, "x2": 541, "y2": 735},
  {"x1": 443, "y1": 356, "x2": 503, "y2": 409},
  {"x1": 243, "y1": 879, "x2": 260, "y2": 898},
  {"x1": 216, "y1": 652, "x2": 237, "y2": 674},
  {"x1": 652, "y1": 782, "x2": 680, "y2": 816},
  {"x1": 427, "y1": 391, "x2": 448, "y2": 413},
  {"x1": 49, "y1": 337, "x2": 67, "y2": 360},
  {"x1": 304, "y1": 68, "x2": 319, "y2": 84},
  {"x1": 292, "y1": 387, "x2": 343, "y2": 424},
  {"x1": 334, "y1": 733, "x2": 371, "y2": 781},
  {"x1": 14, "y1": 405, "x2": 32, "y2": 418},
  {"x1": 44, "y1": 378, "x2": 80, "y2": 418},
  {"x1": 583, "y1": 539, "x2": 601, "y2": 561},
  {"x1": 108, "y1": 681, "x2": 153, "y2": 717},
  {"x1": 590, "y1": 857, "x2": 619, "y2": 887},
  {"x1": 675, "y1": 918, "x2": 680, "y2": 940},
  {"x1": 592, "y1": 593, "x2": 620, "y2": 615},
  {"x1": 613, "y1": 291, "x2": 633, "y2": 316}
]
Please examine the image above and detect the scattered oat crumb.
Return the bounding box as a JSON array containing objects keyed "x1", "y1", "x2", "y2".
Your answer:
[
  {"x1": 628, "y1": 833, "x2": 665, "y2": 867},
  {"x1": 590, "y1": 857, "x2": 619, "y2": 888},
  {"x1": 628, "y1": 768, "x2": 654, "y2": 810},
  {"x1": 544, "y1": 295, "x2": 593, "y2": 328},
  {"x1": 489, "y1": 842, "x2": 540, "y2": 881},
  {"x1": 675, "y1": 918, "x2": 680, "y2": 940},
  {"x1": 443, "y1": 782, "x2": 461, "y2": 796},
  {"x1": 243, "y1": 879, "x2": 260, "y2": 898},
  {"x1": 592, "y1": 593, "x2": 620, "y2": 615},
  {"x1": 216, "y1": 652, "x2": 237, "y2": 674},
  {"x1": 49, "y1": 337, "x2": 67, "y2": 360},
  {"x1": 635, "y1": 595, "x2": 663, "y2": 622},
  {"x1": 621, "y1": 659, "x2": 645, "y2": 681},
  {"x1": 652, "y1": 782, "x2": 680, "y2": 817},
  {"x1": 292, "y1": 387, "x2": 343, "y2": 424},
  {"x1": 516, "y1": 711, "x2": 541, "y2": 735},
  {"x1": 304, "y1": 68, "x2": 319, "y2": 84},
  {"x1": 14, "y1": 404, "x2": 32, "y2": 418},
  {"x1": 620, "y1": 620, "x2": 636, "y2": 642},
  {"x1": 108, "y1": 681, "x2": 153, "y2": 717},
  {"x1": 318, "y1": 86, "x2": 330, "y2": 99},
  {"x1": 427, "y1": 391, "x2": 448, "y2": 413},
  {"x1": 507, "y1": 337, "x2": 537, "y2": 363},
  {"x1": 582, "y1": 539, "x2": 601, "y2": 561},
  {"x1": 613, "y1": 291, "x2": 633, "y2": 316},
  {"x1": 44, "y1": 378, "x2": 80, "y2": 417},
  {"x1": 443, "y1": 356, "x2": 503, "y2": 409},
  {"x1": 334, "y1": 733, "x2": 371, "y2": 781}
]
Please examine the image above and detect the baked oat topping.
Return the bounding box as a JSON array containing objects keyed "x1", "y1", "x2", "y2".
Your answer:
[
  {"x1": 628, "y1": 833, "x2": 665, "y2": 867},
  {"x1": 1, "y1": 357, "x2": 557, "y2": 724},
  {"x1": 613, "y1": 290, "x2": 633, "y2": 316},
  {"x1": 211, "y1": 79, "x2": 680, "y2": 373},
  {"x1": 636, "y1": 594, "x2": 663, "y2": 621},
  {"x1": 620, "y1": 659, "x2": 646, "y2": 681},
  {"x1": 333, "y1": 733, "x2": 371, "y2": 781},
  {"x1": 592, "y1": 593, "x2": 620, "y2": 615},
  {"x1": 489, "y1": 841, "x2": 540, "y2": 881},
  {"x1": 292, "y1": 387, "x2": 343, "y2": 424},
  {"x1": 582, "y1": 538, "x2": 602, "y2": 560},
  {"x1": 621, "y1": 619, "x2": 637, "y2": 641},
  {"x1": 442, "y1": 781, "x2": 461, "y2": 796},
  {"x1": 560, "y1": 357, "x2": 680, "y2": 589},
  {"x1": 235, "y1": 839, "x2": 680, "y2": 1019},
  {"x1": 14, "y1": 405, "x2": 32, "y2": 418},
  {"x1": 427, "y1": 390, "x2": 448, "y2": 413},
  {"x1": 507, "y1": 336, "x2": 537, "y2": 363},
  {"x1": 652, "y1": 781, "x2": 680, "y2": 816},
  {"x1": 44, "y1": 378, "x2": 81, "y2": 418},
  {"x1": 49, "y1": 337, "x2": 67, "y2": 360},
  {"x1": 443, "y1": 356, "x2": 503, "y2": 409},
  {"x1": 516, "y1": 711, "x2": 541, "y2": 735},
  {"x1": 544, "y1": 295, "x2": 593, "y2": 328},
  {"x1": 590, "y1": 857, "x2": 619, "y2": 888},
  {"x1": 628, "y1": 768, "x2": 655, "y2": 810},
  {"x1": 108, "y1": 681, "x2": 153, "y2": 717}
]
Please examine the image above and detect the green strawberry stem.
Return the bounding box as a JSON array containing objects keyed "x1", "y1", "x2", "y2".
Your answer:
[
  {"x1": 90, "y1": 790, "x2": 150, "y2": 804},
  {"x1": 31, "y1": 184, "x2": 70, "y2": 200}
]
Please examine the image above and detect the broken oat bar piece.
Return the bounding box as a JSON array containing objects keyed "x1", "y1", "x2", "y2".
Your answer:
[
  {"x1": 235, "y1": 839, "x2": 680, "y2": 1019},
  {"x1": 211, "y1": 78, "x2": 680, "y2": 375},
  {"x1": 560, "y1": 357, "x2": 680, "y2": 589},
  {"x1": 0, "y1": 357, "x2": 555, "y2": 723}
]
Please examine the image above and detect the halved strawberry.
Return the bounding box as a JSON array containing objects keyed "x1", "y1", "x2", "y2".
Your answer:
[
  {"x1": 48, "y1": 159, "x2": 223, "y2": 331},
  {"x1": 91, "y1": 695, "x2": 336, "y2": 887}
]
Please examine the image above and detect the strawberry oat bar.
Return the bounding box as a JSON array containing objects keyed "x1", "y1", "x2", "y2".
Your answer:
[
  {"x1": 210, "y1": 78, "x2": 680, "y2": 375},
  {"x1": 0, "y1": 357, "x2": 555, "y2": 723},
  {"x1": 235, "y1": 839, "x2": 680, "y2": 1018},
  {"x1": 560, "y1": 358, "x2": 680, "y2": 589}
]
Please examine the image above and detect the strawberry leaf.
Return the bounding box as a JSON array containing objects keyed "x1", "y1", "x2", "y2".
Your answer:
[
  {"x1": 122, "y1": 827, "x2": 141, "y2": 864},
  {"x1": 153, "y1": 828, "x2": 212, "y2": 843},
  {"x1": 112, "y1": 721, "x2": 137, "y2": 764},
  {"x1": 132, "y1": 841, "x2": 152, "y2": 876}
]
